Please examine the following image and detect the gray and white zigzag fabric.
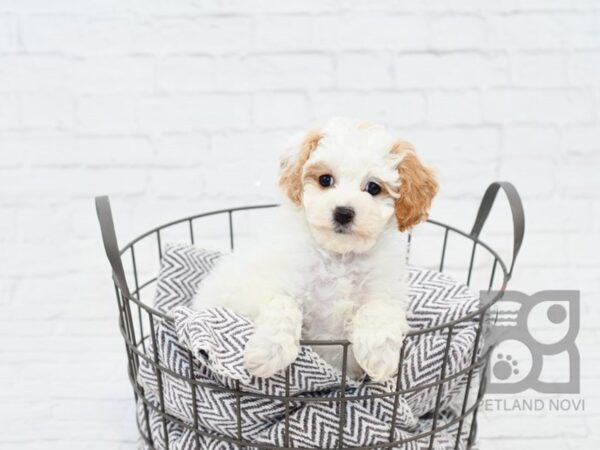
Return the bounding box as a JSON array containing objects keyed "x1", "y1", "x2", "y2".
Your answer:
[
  {"x1": 154, "y1": 243, "x2": 222, "y2": 313},
  {"x1": 137, "y1": 243, "x2": 480, "y2": 450}
]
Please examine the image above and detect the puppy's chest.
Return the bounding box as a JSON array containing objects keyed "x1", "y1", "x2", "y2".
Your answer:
[{"x1": 299, "y1": 259, "x2": 371, "y2": 339}]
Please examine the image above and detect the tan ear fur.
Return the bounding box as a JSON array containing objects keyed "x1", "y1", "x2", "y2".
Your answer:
[
  {"x1": 278, "y1": 130, "x2": 322, "y2": 205},
  {"x1": 392, "y1": 140, "x2": 438, "y2": 232}
]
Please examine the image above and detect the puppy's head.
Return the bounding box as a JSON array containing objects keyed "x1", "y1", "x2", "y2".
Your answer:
[{"x1": 279, "y1": 118, "x2": 438, "y2": 254}]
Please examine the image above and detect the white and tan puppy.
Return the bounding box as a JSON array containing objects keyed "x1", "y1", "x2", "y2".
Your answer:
[{"x1": 193, "y1": 118, "x2": 438, "y2": 381}]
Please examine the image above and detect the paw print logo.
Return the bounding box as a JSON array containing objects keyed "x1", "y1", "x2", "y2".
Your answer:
[
  {"x1": 487, "y1": 339, "x2": 531, "y2": 387},
  {"x1": 493, "y1": 353, "x2": 519, "y2": 380},
  {"x1": 481, "y1": 290, "x2": 580, "y2": 394}
]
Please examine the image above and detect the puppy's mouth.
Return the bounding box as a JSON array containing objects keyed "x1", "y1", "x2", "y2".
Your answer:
[
  {"x1": 311, "y1": 222, "x2": 370, "y2": 240},
  {"x1": 333, "y1": 224, "x2": 374, "y2": 241},
  {"x1": 333, "y1": 225, "x2": 352, "y2": 234}
]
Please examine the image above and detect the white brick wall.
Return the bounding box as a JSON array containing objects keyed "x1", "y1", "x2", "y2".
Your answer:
[{"x1": 1, "y1": 1, "x2": 599, "y2": 449}]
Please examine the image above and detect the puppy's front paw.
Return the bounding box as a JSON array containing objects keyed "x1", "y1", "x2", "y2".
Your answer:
[
  {"x1": 351, "y1": 301, "x2": 409, "y2": 382},
  {"x1": 243, "y1": 331, "x2": 300, "y2": 379},
  {"x1": 352, "y1": 334, "x2": 402, "y2": 382}
]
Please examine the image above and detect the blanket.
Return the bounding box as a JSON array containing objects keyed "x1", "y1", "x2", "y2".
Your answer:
[{"x1": 136, "y1": 243, "x2": 482, "y2": 450}]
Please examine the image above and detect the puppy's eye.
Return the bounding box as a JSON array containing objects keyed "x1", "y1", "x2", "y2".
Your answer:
[
  {"x1": 366, "y1": 181, "x2": 381, "y2": 196},
  {"x1": 318, "y1": 174, "x2": 334, "y2": 188}
]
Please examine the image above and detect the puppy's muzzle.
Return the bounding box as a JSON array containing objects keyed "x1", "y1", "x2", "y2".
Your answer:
[{"x1": 333, "y1": 206, "x2": 355, "y2": 227}]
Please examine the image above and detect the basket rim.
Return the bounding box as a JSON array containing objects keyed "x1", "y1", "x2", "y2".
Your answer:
[{"x1": 114, "y1": 204, "x2": 509, "y2": 338}]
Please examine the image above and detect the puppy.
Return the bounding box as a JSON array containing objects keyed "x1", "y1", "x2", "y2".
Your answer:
[{"x1": 193, "y1": 118, "x2": 438, "y2": 381}]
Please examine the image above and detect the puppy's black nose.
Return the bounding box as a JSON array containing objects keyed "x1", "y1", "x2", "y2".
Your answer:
[{"x1": 333, "y1": 206, "x2": 355, "y2": 226}]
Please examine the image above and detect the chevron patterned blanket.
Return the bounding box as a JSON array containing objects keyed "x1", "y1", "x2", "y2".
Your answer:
[{"x1": 137, "y1": 243, "x2": 481, "y2": 450}]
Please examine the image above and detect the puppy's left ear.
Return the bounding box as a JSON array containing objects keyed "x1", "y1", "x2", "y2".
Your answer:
[
  {"x1": 392, "y1": 140, "x2": 438, "y2": 232},
  {"x1": 279, "y1": 130, "x2": 322, "y2": 205}
]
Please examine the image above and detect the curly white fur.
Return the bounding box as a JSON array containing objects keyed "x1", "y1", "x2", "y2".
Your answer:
[{"x1": 193, "y1": 118, "x2": 436, "y2": 381}]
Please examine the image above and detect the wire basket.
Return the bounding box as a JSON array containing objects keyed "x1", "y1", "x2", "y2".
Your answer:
[{"x1": 96, "y1": 181, "x2": 524, "y2": 450}]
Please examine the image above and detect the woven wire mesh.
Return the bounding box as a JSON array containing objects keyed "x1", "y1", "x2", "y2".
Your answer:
[{"x1": 99, "y1": 183, "x2": 523, "y2": 450}]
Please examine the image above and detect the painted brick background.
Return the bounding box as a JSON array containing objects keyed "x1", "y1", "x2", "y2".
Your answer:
[{"x1": 0, "y1": 1, "x2": 599, "y2": 449}]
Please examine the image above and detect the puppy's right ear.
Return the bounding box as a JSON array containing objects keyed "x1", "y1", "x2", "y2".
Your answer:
[{"x1": 278, "y1": 130, "x2": 322, "y2": 205}]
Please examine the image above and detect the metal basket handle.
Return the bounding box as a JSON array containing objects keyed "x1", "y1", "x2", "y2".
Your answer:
[
  {"x1": 470, "y1": 181, "x2": 525, "y2": 278},
  {"x1": 95, "y1": 196, "x2": 130, "y2": 296}
]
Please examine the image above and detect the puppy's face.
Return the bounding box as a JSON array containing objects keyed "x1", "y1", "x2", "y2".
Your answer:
[{"x1": 279, "y1": 119, "x2": 438, "y2": 254}]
